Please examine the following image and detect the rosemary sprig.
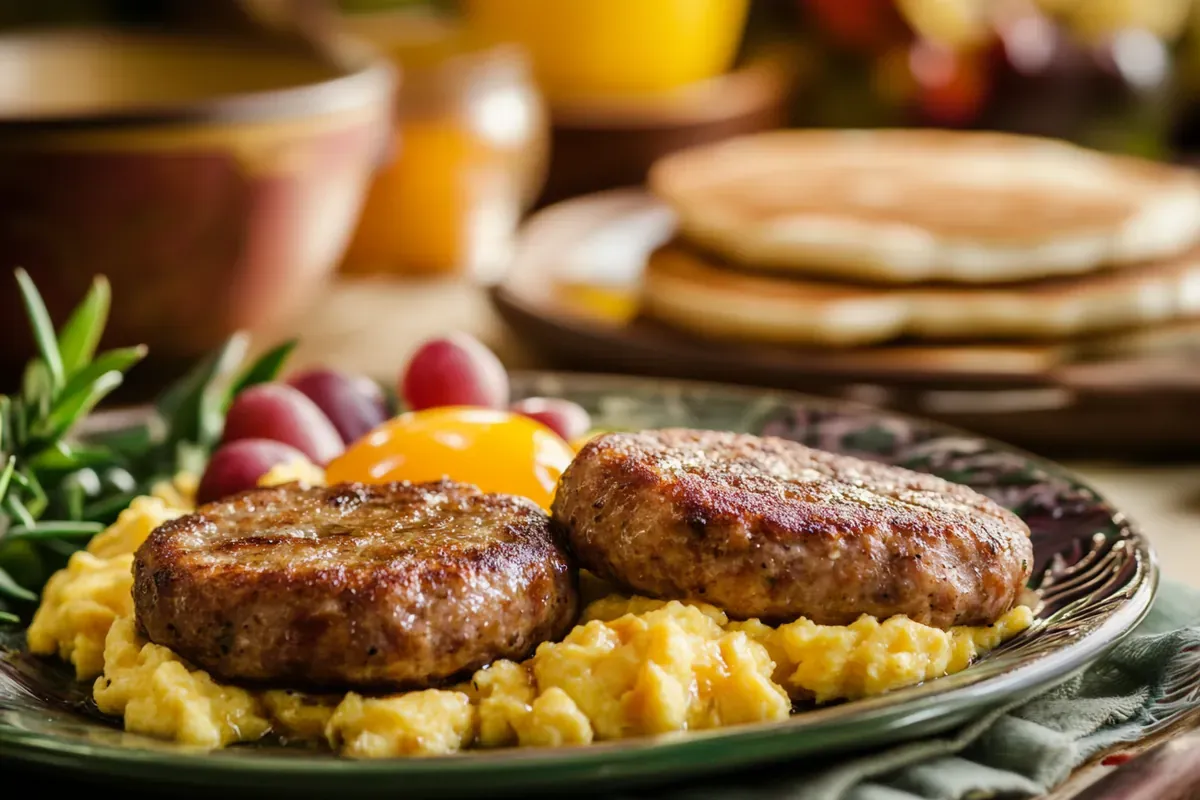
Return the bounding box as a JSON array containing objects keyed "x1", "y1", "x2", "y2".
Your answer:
[{"x1": 0, "y1": 269, "x2": 297, "y2": 624}]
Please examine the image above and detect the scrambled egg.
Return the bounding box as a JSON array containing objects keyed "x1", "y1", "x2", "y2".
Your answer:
[
  {"x1": 26, "y1": 460, "x2": 1034, "y2": 757},
  {"x1": 94, "y1": 617, "x2": 270, "y2": 748},
  {"x1": 326, "y1": 691, "x2": 476, "y2": 758},
  {"x1": 26, "y1": 492, "x2": 188, "y2": 679},
  {"x1": 257, "y1": 458, "x2": 327, "y2": 490},
  {"x1": 523, "y1": 601, "x2": 792, "y2": 740}
]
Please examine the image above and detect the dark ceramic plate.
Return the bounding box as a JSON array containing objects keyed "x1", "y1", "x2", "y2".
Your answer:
[
  {"x1": 490, "y1": 189, "x2": 1200, "y2": 459},
  {"x1": 0, "y1": 373, "x2": 1157, "y2": 798}
]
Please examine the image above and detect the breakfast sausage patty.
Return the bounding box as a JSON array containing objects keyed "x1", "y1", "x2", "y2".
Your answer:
[
  {"x1": 552, "y1": 429, "x2": 1033, "y2": 628},
  {"x1": 133, "y1": 480, "x2": 579, "y2": 690}
]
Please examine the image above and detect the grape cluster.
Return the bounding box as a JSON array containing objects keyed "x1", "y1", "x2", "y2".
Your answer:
[{"x1": 197, "y1": 334, "x2": 590, "y2": 504}]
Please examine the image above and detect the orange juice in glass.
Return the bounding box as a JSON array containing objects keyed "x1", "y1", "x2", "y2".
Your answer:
[
  {"x1": 338, "y1": 11, "x2": 548, "y2": 277},
  {"x1": 462, "y1": 0, "x2": 751, "y2": 102}
]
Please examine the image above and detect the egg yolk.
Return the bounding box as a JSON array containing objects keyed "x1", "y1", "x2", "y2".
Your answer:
[{"x1": 325, "y1": 406, "x2": 576, "y2": 510}]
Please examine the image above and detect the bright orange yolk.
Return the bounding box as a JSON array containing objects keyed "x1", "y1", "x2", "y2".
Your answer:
[{"x1": 325, "y1": 406, "x2": 576, "y2": 511}]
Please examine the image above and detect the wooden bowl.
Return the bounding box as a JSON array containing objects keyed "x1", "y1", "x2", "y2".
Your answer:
[
  {"x1": 0, "y1": 27, "x2": 395, "y2": 389},
  {"x1": 534, "y1": 46, "x2": 800, "y2": 207}
]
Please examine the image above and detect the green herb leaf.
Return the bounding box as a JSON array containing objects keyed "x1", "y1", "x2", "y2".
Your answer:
[
  {"x1": 60, "y1": 477, "x2": 85, "y2": 521},
  {"x1": 0, "y1": 538, "x2": 43, "y2": 590},
  {"x1": 0, "y1": 456, "x2": 15, "y2": 503},
  {"x1": 175, "y1": 440, "x2": 209, "y2": 478},
  {"x1": 156, "y1": 332, "x2": 249, "y2": 447},
  {"x1": 37, "y1": 537, "x2": 83, "y2": 560},
  {"x1": 57, "y1": 345, "x2": 146, "y2": 411},
  {"x1": 379, "y1": 381, "x2": 400, "y2": 417},
  {"x1": 28, "y1": 441, "x2": 119, "y2": 472},
  {"x1": 33, "y1": 370, "x2": 124, "y2": 444},
  {"x1": 4, "y1": 494, "x2": 36, "y2": 529},
  {"x1": 7, "y1": 520, "x2": 104, "y2": 540},
  {"x1": 197, "y1": 335, "x2": 255, "y2": 449},
  {"x1": 14, "y1": 268, "x2": 65, "y2": 392},
  {"x1": 0, "y1": 565, "x2": 37, "y2": 602},
  {"x1": 13, "y1": 398, "x2": 27, "y2": 445},
  {"x1": 10, "y1": 469, "x2": 48, "y2": 518},
  {"x1": 0, "y1": 610, "x2": 18, "y2": 624},
  {"x1": 81, "y1": 491, "x2": 138, "y2": 524},
  {"x1": 85, "y1": 420, "x2": 157, "y2": 459},
  {"x1": 57, "y1": 275, "x2": 111, "y2": 376},
  {"x1": 230, "y1": 339, "x2": 297, "y2": 398},
  {"x1": 0, "y1": 395, "x2": 10, "y2": 454},
  {"x1": 21, "y1": 358, "x2": 52, "y2": 416}
]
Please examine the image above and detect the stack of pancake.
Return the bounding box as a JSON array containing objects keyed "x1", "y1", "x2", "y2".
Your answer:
[{"x1": 640, "y1": 129, "x2": 1200, "y2": 375}]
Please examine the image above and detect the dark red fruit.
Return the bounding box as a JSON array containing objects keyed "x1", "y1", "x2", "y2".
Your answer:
[
  {"x1": 221, "y1": 383, "x2": 344, "y2": 465},
  {"x1": 197, "y1": 439, "x2": 312, "y2": 505},
  {"x1": 510, "y1": 397, "x2": 591, "y2": 442},
  {"x1": 400, "y1": 333, "x2": 510, "y2": 411},
  {"x1": 287, "y1": 368, "x2": 388, "y2": 444}
]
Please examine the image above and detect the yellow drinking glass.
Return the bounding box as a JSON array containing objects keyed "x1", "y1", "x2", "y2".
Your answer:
[{"x1": 462, "y1": 0, "x2": 751, "y2": 102}]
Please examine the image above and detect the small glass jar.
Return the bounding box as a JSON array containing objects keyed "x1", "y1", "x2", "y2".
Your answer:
[{"x1": 337, "y1": 10, "x2": 549, "y2": 279}]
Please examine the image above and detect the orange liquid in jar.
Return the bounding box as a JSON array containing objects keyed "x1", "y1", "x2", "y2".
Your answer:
[
  {"x1": 342, "y1": 120, "x2": 489, "y2": 275},
  {"x1": 338, "y1": 12, "x2": 545, "y2": 277}
]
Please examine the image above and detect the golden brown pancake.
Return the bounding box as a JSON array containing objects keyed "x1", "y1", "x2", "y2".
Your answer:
[
  {"x1": 640, "y1": 242, "x2": 1200, "y2": 347},
  {"x1": 639, "y1": 318, "x2": 1200, "y2": 377},
  {"x1": 648, "y1": 129, "x2": 1200, "y2": 284}
]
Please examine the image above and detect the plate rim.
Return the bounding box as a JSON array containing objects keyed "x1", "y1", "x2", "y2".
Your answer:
[{"x1": 0, "y1": 370, "x2": 1161, "y2": 790}]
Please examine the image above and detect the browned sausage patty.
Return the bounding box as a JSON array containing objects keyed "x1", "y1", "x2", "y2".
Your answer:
[
  {"x1": 552, "y1": 429, "x2": 1032, "y2": 628},
  {"x1": 133, "y1": 480, "x2": 579, "y2": 690}
]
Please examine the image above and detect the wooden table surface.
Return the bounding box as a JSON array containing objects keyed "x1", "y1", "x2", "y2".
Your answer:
[{"x1": 255, "y1": 274, "x2": 1200, "y2": 798}]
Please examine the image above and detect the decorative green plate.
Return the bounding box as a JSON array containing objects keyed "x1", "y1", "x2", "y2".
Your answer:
[{"x1": 0, "y1": 373, "x2": 1158, "y2": 798}]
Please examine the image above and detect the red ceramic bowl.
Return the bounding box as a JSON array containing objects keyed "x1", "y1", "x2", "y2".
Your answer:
[{"x1": 0, "y1": 27, "x2": 395, "y2": 388}]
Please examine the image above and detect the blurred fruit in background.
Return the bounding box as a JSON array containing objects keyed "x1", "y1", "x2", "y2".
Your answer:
[
  {"x1": 786, "y1": 0, "x2": 1189, "y2": 158},
  {"x1": 336, "y1": 6, "x2": 548, "y2": 279},
  {"x1": 1168, "y1": 0, "x2": 1200, "y2": 157},
  {"x1": 461, "y1": 0, "x2": 751, "y2": 102}
]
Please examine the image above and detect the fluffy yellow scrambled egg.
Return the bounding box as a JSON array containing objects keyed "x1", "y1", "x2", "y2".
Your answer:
[
  {"x1": 26, "y1": 460, "x2": 1034, "y2": 757},
  {"x1": 93, "y1": 616, "x2": 270, "y2": 748},
  {"x1": 25, "y1": 481, "x2": 191, "y2": 680}
]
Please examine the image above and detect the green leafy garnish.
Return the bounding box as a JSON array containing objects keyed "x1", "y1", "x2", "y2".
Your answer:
[
  {"x1": 231, "y1": 339, "x2": 298, "y2": 399},
  {"x1": 0, "y1": 269, "x2": 298, "y2": 623},
  {"x1": 56, "y1": 274, "x2": 111, "y2": 375},
  {"x1": 0, "y1": 569, "x2": 36, "y2": 603},
  {"x1": 14, "y1": 268, "x2": 66, "y2": 392}
]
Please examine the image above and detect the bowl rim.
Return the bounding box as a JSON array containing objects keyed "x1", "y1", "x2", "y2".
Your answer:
[{"x1": 0, "y1": 26, "x2": 398, "y2": 132}]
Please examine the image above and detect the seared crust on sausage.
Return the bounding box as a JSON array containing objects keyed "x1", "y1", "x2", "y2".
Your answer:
[
  {"x1": 552, "y1": 429, "x2": 1033, "y2": 628},
  {"x1": 133, "y1": 480, "x2": 578, "y2": 691}
]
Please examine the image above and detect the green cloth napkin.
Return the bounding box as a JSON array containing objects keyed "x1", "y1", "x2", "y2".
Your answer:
[{"x1": 619, "y1": 579, "x2": 1200, "y2": 800}]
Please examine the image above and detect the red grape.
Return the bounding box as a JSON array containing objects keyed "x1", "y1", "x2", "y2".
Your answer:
[
  {"x1": 910, "y1": 39, "x2": 990, "y2": 126},
  {"x1": 510, "y1": 397, "x2": 591, "y2": 443},
  {"x1": 802, "y1": 0, "x2": 909, "y2": 54},
  {"x1": 400, "y1": 333, "x2": 510, "y2": 411},
  {"x1": 221, "y1": 383, "x2": 344, "y2": 465},
  {"x1": 197, "y1": 439, "x2": 311, "y2": 505},
  {"x1": 287, "y1": 367, "x2": 388, "y2": 444}
]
